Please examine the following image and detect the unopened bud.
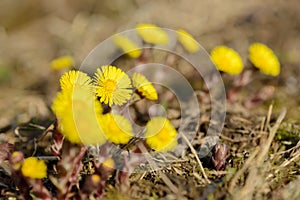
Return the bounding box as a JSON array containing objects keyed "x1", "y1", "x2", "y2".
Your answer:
[
  {"x1": 82, "y1": 174, "x2": 102, "y2": 195},
  {"x1": 10, "y1": 151, "x2": 24, "y2": 170},
  {"x1": 99, "y1": 158, "x2": 115, "y2": 180},
  {"x1": 211, "y1": 143, "x2": 228, "y2": 171},
  {"x1": 91, "y1": 174, "x2": 101, "y2": 185}
]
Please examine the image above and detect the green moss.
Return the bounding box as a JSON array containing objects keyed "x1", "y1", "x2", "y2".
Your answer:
[{"x1": 275, "y1": 125, "x2": 300, "y2": 145}]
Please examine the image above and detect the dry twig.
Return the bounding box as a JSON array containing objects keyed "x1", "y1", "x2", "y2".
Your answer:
[
  {"x1": 228, "y1": 148, "x2": 260, "y2": 193},
  {"x1": 180, "y1": 132, "x2": 211, "y2": 184}
]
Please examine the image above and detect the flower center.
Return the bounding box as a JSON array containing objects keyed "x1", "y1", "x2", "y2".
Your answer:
[
  {"x1": 157, "y1": 130, "x2": 169, "y2": 141},
  {"x1": 104, "y1": 80, "x2": 117, "y2": 92}
]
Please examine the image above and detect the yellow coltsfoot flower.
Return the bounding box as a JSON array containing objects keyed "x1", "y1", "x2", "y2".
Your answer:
[
  {"x1": 145, "y1": 117, "x2": 177, "y2": 152},
  {"x1": 21, "y1": 157, "x2": 47, "y2": 179},
  {"x1": 50, "y1": 56, "x2": 75, "y2": 70},
  {"x1": 136, "y1": 23, "x2": 168, "y2": 45},
  {"x1": 52, "y1": 87, "x2": 106, "y2": 145},
  {"x1": 113, "y1": 35, "x2": 142, "y2": 58},
  {"x1": 99, "y1": 113, "x2": 133, "y2": 144},
  {"x1": 248, "y1": 43, "x2": 280, "y2": 76},
  {"x1": 177, "y1": 29, "x2": 199, "y2": 53},
  {"x1": 94, "y1": 65, "x2": 132, "y2": 107},
  {"x1": 60, "y1": 70, "x2": 93, "y2": 91},
  {"x1": 132, "y1": 73, "x2": 158, "y2": 100},
  {"x1": 210, "y1": 46, "x2": 244, "y2": 75}
]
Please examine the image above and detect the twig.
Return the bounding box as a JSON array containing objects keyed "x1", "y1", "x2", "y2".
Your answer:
[
  {"x1": 279, "y1": 151, "x2": 300, "y2": 168},
  {"x1": 273, "y1": 141, "x2": 300, "y2": 155},
  {"x1": 260, "y1": 116, "x2": 265, "y2": 134},
  {"x1": 137, "y1": 143, "x2": 179, "y2": 194},
  {"x1": 230, "y1": 106, "x2": 286, "y2": 200},
  {"x1": 36, "y1": 156, "x2": 60, "y2": 161},
  {"x1": 257, "y1": 108, "x2": 286, "y2": 164},
  {"x1": 32, "y1": 123, "x2": 56, "y2": 156},
  {"x1": 235, "y1": 165, "x2": 258, "y2": 200},
  {"x1": 180, "y1": 132, "x2": 211, "y2": 184},
  {"x1": 229, "y1": 108, "x2": 286, "y2": 196},
  {"x1": 231, "y1": 116, "x2": 253, "y2": 124},
  {"x1": 28, "y1": 123, "x2": 46, "y2": 130},
  {"x1": 264, "y1": 104, "x2": 273, "y2": 132},
  {"x1": 228, "y1": 148, "x2": 260, "y2": 193},
  {"x1": 220, "y1": 134, "x2": 263, "y2": 143}
]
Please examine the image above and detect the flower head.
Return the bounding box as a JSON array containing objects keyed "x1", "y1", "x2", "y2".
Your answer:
[
  {"x1": 51, "y1": 87, "x2": 106, "y2": 145},
  {"x1": 210, "y1": 46, "x2": 244, "y2": 75},
  {"x1": 21, "y1": 157, "x2": 47, "y2": 179},
  {"x1": 113, "y1": 35, "x2": 142, "y2": 58},
  {"x1": 132, "y1": 73, "x2": 158, "y2": 100},
  {"x1": 94, "y1": 65, "x2": 132, "y2": 107},
  {"x1": 99, "y1": 114, "x2": 133, "y2": 144},
  {"x1": 177, "y1": 29, "x2": 199, "y2": 53},
  {"x1": 50, "y1": 56, "x2": 74, "y2": 70},
  {"x1": 248, "y1": 43, "x2": 280, "y2": 76},
  {"x1": 145, "y1": 117, "x2": 177, "y2": 152},
  {"x1": 59, "y1": 70, "x2": 93, "y2": 91},
  {"x1": 136, "y1": 23, "x2": 168, "y2": 45}
]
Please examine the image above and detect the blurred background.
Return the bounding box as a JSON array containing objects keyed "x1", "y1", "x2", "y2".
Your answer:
[{"x1": 0, "y1": 0, "x2": 300, "y2": 131}]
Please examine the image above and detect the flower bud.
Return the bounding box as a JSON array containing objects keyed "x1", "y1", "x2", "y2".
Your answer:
[
  {"x1": 211, "y1": 143, "x2": 228, "y2": 171},
  {"x1": 99, "y1": 158, "x2": 115, "y2": 180},
  {"x1": 10, "y1": 151, "x2": 24, "y2": 170}
]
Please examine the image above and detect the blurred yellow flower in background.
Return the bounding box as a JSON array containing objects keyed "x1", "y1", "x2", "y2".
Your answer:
[
  {"x1": 132, "y1": 73, "x2": 158, "y2": 100},
  {"x1": 177, "y1": 29, "x2": 199, "y2": 53},
  {"x1": 21, "y1": 157, "x2": 47, "y2": 179},
  {"x1": 145, "y1": 117, "x2": 177, "y2": 152},
  {"x1": 136, "y1": 23, "x2": 168, "y2": 45},
  {"x1": 60, "y1": 70, "x2": 93, "y2": 91},
  {"x1": 94, "y1": 65, "x2": 132, "y2": 107},
  {"x1": 113, "y1": 35, "x2": 142, "y2": 58},
  {"x1": 51, "y1": 87, "x2": 106, "y2": 145},
  {"x1": 248, "y1": 43, "x2": 280, "y2": 76},
  {"x1": 99, "y1": 113, "x2": 133, "y2": 144},
  {"x1": 210, "y1": 46, "x2": 244, "y2": 75},
  {"x1": 91, "y1": 174, "x2": 101, "y2": 183},
  {"x1": 50, "y1": 56, "x2": 75, "y2": 70}
]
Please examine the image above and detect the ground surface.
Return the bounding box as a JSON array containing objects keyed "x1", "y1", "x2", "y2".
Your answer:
[{"x1": 0, "y1": 1, "x2": 300, "y2": 199}]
